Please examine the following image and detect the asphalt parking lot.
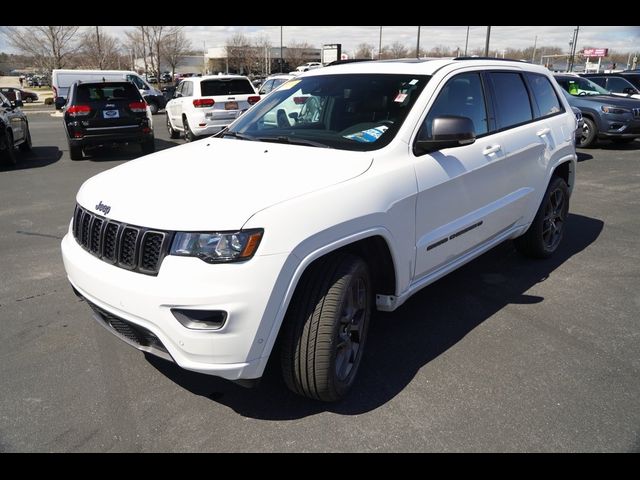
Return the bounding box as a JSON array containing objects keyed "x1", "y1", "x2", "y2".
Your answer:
[{"x1": 1, "y1": 111, "x2": 639, "y2": 452}]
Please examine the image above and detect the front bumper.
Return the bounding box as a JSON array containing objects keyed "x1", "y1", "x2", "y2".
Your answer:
[{"x1": 61, "y1": 231, "x2": 289, "y2": 380}]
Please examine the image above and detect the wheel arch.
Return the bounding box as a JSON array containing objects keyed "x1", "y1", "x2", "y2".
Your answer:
[{"x1": 252, "y1": 229, "x2": 399, "y2": 378}]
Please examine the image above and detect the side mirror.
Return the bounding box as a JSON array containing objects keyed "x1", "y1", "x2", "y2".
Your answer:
[
  {"x1": 288, "y1": 112, "x2": 299, "y2": 121},
  {"x1": 414, "y1": 116, "x2": 476, "y2": 155},
  {"x1": 623, "y1": 87, "x2": 637, "y2": 95}
]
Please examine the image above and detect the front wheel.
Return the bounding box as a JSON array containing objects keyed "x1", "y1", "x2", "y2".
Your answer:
[
  {"x1": 167, "y1": 114, "x2": 180, "y2": 139},
  {"x1": 514, "y1": 176, "x2": 569, "y2": 259},
  {"x1": 281, "y1": 253, "x2": 372, "y2": 402},
  {"x1": 1, "y1": 130, "x2": 17, "y2": 166},
  {"x1": 69, "y1": 143, "x2": 83, "y2": 160},
  {"x1": 578, "y1": 117, "x2": 597, "y2": 148},
  {"x1": 19, "y1": 126, "x2": 32, "y2": 152},
  {"x1": 147, "y1": 101, "x2": 159, "y2": 115}
]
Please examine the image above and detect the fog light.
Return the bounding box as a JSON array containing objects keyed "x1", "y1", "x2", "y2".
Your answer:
[{"x1": 171, "y1": 309, "x2": 227, "y2": 330}]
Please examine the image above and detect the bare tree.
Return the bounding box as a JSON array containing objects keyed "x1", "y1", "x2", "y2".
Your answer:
[
  {"x1": 389, "y1": 41, "x2": 409, "y2": 59},
  {"x1": 80, "y1": 27, "x2": 120, "y2": 69},
  {"x1": 162, "y1": 28, "x2": 192, "y2": 79},
  {"x1": 354, "y1": 43, "x2": 375, "y2": 60},
  {"x1": 2, "y1": 26, "x2": 80, "y2": 72},
  {"x1": 225, "y1": 33, "x2": 252, "y2": 74},
  {"x1": 284, "y1": 40, "x2": 315, "y2": 70}
]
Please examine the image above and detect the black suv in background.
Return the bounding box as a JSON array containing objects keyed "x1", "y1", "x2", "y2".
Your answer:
[
  {"x1": 64, "y1": 81, "x2": 155, "y2": 160},
  {"x1": 554, "y1": 74, "x2": 640, "y2": 147},
  {"x1": 0, "y1": 91, "x2": 32, "y2": 166},
  {"x1": 581, "y1": 73, "x2": 640, "y2": 98}
]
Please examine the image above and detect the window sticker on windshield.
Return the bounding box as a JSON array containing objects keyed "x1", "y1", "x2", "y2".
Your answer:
[
  {"x1": 344, "y1": 125, "x2": 389, "y2": 143},
  {"x1": 409, "y1": 79, "x2": 419, "y2": 85},
  {"x1": 280, "y1": 80, "x2": 301, "y2": 90},
  {"x1": 394, "y1": 93, "x2": 408, "y2": 103}
]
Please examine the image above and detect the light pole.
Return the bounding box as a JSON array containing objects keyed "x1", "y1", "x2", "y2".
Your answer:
[
  {"x1": 464, "y1": 26, "x2": 470, "y2": 56},
  {"x1": 280, "y1": 26, "x2": 283, "y2": 73},
  {"x1": 379, "y1": 26, "x2": 383, "y2": 60},
  {"x1": 416, "y1": 26, "x2": 421, "y2": 58},
  {"x1": 484, "y1": 26, "x2": 491, "y2": 57},
  {"x1": 531, "y1": 35, "x2": 538, "y2": 63}
]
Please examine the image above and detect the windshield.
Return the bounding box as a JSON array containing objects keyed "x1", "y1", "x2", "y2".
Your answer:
[
  {"x1": 226, "y1": 74, "x2": 430, "y2": 151},
  {"x1": 560, "y1": 76, "x2": 610, "y2": 96}
]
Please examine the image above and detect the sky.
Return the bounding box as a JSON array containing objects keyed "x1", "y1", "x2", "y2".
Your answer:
[{"x1": 2, "y1": 26, "x2": 639, "y2": 57}]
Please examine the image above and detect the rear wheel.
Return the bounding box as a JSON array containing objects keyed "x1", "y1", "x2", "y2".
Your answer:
[
  {"x1": 26, "y1": 97, "x2": 33, "y2": 103},
  {"x1": 147, "y1": 101, "x2": 159, "y2": 115},
  {"x1": 514, "y1": 176, "x2": 569, "y2": 259},
  {"x1": 578, "y1": 117, "x2": 597, "y2": 148},
  {"x1": 1, "y1": 130, "x2": 17, "y2": 166},
  {"x1": 281, "y1": 253, "x2": 372, "y2": 402},
  {"x1": 183, "y1": 117, "x2": 196, "y2": 142},
  {"x1": 167, "y1": 114, "x2": 180, "y2": 139},
  {"x1": 19, "y1": 126, "x2": 32, "y2": 152},
  {"x1": 69, "y1": 143, "x2": 83, "y2": 160}
]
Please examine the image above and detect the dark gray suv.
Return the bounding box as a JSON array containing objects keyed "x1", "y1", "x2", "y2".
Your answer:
[{"x1": 555, "y1": 74, "x2": 640, "y2": 147}]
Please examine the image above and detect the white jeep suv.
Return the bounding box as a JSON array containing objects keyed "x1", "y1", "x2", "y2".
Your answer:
[
  {"x1": 165, "y1": 75, "x2": 260, "y2": 141},
  {"x1": 62, "y1": 59, "x2": 577, "y2": 401}
]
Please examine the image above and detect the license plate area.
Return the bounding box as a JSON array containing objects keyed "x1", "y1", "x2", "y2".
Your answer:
[
  {"x1": 225, "y1": 101, "x2": 238, "y2": 111},
  {"x1": 103, "y1": 110, "x2": 120, "y2": 119}
]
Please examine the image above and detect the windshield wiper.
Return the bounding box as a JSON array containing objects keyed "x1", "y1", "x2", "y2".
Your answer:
[
  {"x1": 256, "y1": 136, "x2": 331, "y2": 149},
  {"x1": 221, "y1": 130, "x2": 256, "y2": 141}
]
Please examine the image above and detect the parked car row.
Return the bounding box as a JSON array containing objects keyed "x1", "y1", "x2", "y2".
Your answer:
[
  {"x1": 0, "y1": 87, "x2": 38, "y2": 103},
  {"x1": 554, "y1": 73, "x2": 640, "y2": 147}
]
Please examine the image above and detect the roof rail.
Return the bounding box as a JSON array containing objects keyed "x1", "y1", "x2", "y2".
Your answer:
[{"x1": 453, "y1": 56, "x2": 530, "y2": 63}]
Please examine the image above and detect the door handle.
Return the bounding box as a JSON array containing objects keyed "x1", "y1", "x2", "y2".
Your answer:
[
  {"x1": 483, "y1": 145, "x2": 502, "y2": 156},
  {"x1": 537, "y1": 127, "x2": 551, "y2": 137}
]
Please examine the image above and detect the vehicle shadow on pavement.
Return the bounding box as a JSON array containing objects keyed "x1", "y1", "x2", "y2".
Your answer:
[
  {"x1": 146, "y1": 213, "x2": 604, "y2": 419},
  {"x1": 0, "y1": 146, "x2": 62, "y2": 172},
  {"x1": 597, "y1": 140, "x2": 640, "y2": 151},
  {"x1": 81, "y1": 138, "x2": 183, "y2": 161},
  {"x1": 576, "y1": 152, "x2": 594, "y2": 163}
]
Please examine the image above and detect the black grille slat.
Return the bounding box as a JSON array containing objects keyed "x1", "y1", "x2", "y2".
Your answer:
[
  {"x1": 81, "y1": 212, "x2": 92, "y2": 248},
  {"x1": 103, "y1": 223, "x2": 119, "y2": 261},
  {"x1": 119, "y1": 227, "x2": 139, "y2": 268},
  {"x1": 140, "y1": 232, "x2": 164, "y2": 271},
  {"x1": 71, "y1": 204, "x2": 170, "y2": 276},
  {"x1": 90, "y1": 218, "x2": 103, "y2": 254}
]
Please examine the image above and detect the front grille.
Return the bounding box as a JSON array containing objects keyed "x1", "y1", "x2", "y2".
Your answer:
[
  {"x1": 72, "y1": 204, "x2": 172, "y2": 275},
  {"x1": 86, "y1": 299, "x2": 169, "y2": 355}
]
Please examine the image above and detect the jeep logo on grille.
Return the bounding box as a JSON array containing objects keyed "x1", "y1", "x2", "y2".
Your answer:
[{"x1": 95, "y1": 201, "x2": 111, "y2": 215}]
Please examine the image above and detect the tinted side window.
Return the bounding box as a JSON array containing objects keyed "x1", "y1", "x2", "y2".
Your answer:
[
  {"x1": 607, "y1": 77, "x2": 636, "y2": 93},
  {"x1": 183, "y1": 81, "x2": 193, "y2": 97},
  {"x1": 527, "y1": 73, "x2": 563, "y2": 118},
  {"x1": 489, "y1": 72, "x2": 533, "y2": 129},
  {"x1": 588, "y1": 77, "x2": 606, "y2": 88},
  {"x1": 424, "y1": 72, "x2": 488, "y2": 137}
]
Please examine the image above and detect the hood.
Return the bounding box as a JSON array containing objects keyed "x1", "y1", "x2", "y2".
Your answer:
[
  {"x1": 77, "y1": 138, "x2": 373, "y2": 231},
  {"x1": 570, "y1": 94, "x2": 640, "y2": 108}
]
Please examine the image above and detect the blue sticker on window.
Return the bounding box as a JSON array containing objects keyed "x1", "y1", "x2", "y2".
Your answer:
[{"x1": 344, "y1": 125, "x2": 389, "y2": 143}]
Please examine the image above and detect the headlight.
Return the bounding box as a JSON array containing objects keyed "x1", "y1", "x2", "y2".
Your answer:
[
  {"x1": 601, "y1": 105, "x2": 630, "y2": 115},
  {"x1": 170, "y1": 229, "x2": 263, "y2": 263}
]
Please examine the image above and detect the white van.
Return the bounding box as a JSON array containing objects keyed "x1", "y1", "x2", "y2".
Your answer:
[{"x1": 52, "y1": 69, "x2": 167, "y2": 114}]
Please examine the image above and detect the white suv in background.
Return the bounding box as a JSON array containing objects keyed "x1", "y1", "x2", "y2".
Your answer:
[
  {"x1": 165, "y1": 75, "x2": 260, "y2": 141},
  {"x1": 62, "y1": 59, "x2": 577, "y2": 402}
]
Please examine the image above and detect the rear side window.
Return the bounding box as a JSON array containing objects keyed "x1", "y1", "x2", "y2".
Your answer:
[
  {"x1": 76, "y1": 83, "x2": 141, "y2": 103},
  {"x1": 526, "y1": 73, "x2": 563, "y2": 118},
  {"x1": 488, "y1": 72, "x2": 533, "y2": 129},
  {"x1": 606, "y1": 77, "x2": 637, "y2": 93},
  {"x1": 424, "y1": 72, "x2": 488, "y2": 137},
  {"x1": 183, "y1": 81, "x2": 193, "y2": 97},
  {"x1": 201, "y1": 79, "x2": 255, "y2": 96}
]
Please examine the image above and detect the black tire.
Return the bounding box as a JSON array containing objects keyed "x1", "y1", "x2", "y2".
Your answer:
[
  {"x1": 19, "y1": 125, "x2": 32, "y2": 152},
  {"x1": 147, "y1": 101, "x2": 159, "y2": 115},
  {"x1": 26, "y1": 97, "x2": 33, "y2": 103},
  {"x1": 611, "y1": 138, "x2": 635, "y2": 144},
  {"x1": 514, "y1": 176, "x2": 569, "y2": 259},
  {"x1": 578, "y1": 117, "x2": 597, "y2": 148},
  {"x1": 281, "y1": 253, "x2": 372, "y2": 402},
  {"x1": 69, "y1": 143, "x2": 83, "y2": 160},
  {"x1": 141, "y1": 137, "x2": 155, "y2": 155},
  {"x1": 183, "y1": 117, "x2": 196, "y2": 142},
  {"x1": 1, "y1": 130, "x2": 17, "y2": 166},
  {"x1": 167, "y1": 114, "x2": 180, "y2": 139}
]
